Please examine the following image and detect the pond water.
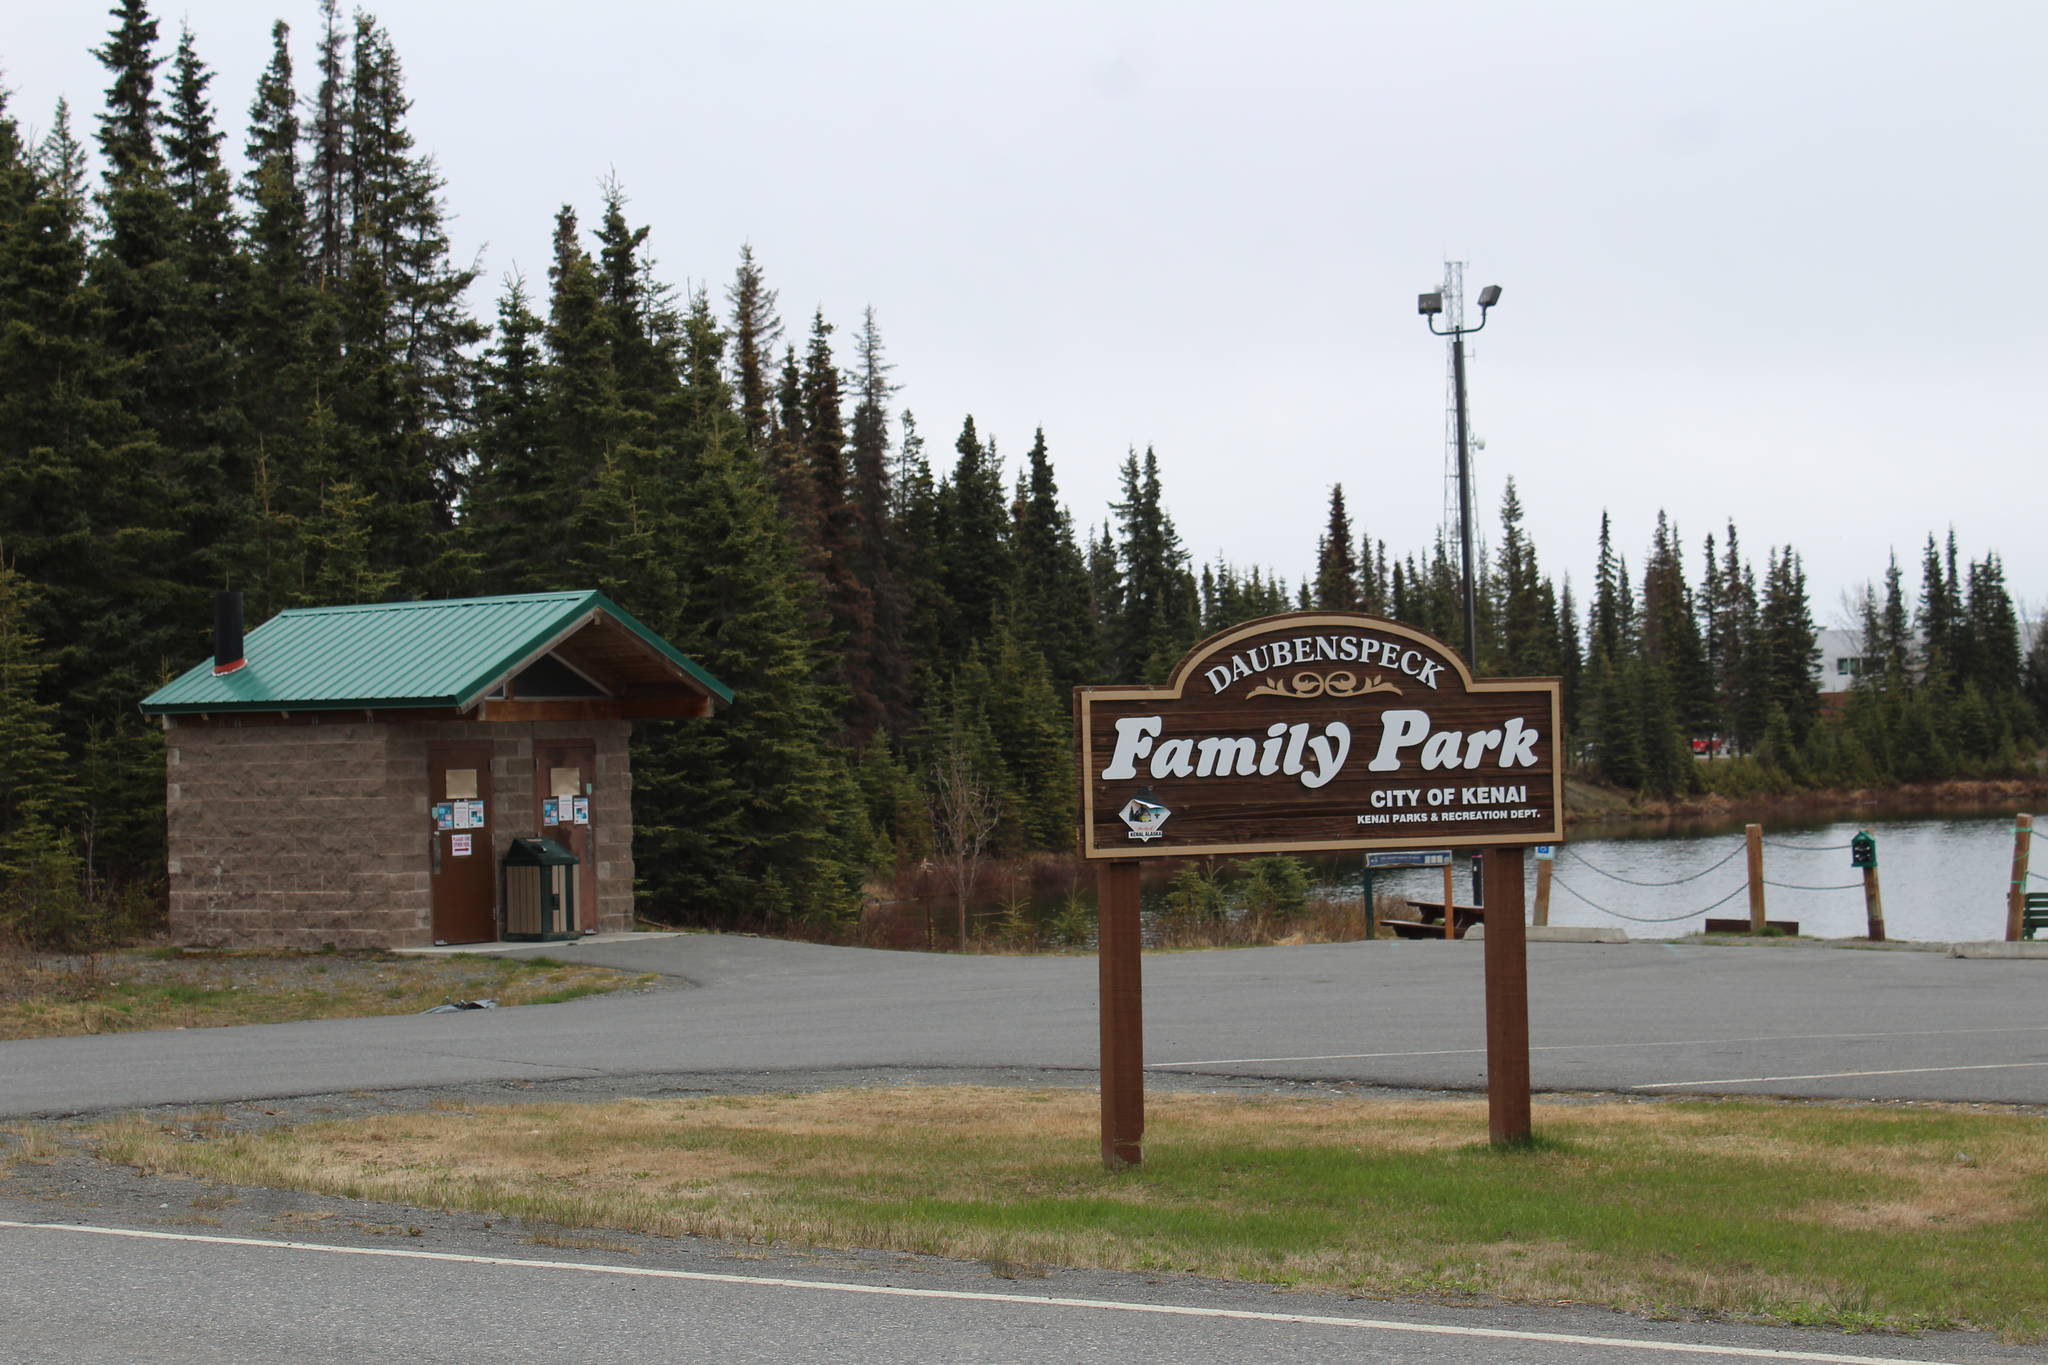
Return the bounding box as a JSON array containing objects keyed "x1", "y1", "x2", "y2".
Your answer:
[{"x1": 1313, "y1": 806, "x2": 2038, "y2": 942}]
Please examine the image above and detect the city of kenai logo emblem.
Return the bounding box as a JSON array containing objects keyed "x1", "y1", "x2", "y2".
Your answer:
[{"x1": 1118, "y1": 793, "x2": 1171, "y2": 842}]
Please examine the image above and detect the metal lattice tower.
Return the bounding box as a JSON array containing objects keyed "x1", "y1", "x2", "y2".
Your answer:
[{"x1": 1440, "y1": 261, "x2": 1467, "y2": 541}]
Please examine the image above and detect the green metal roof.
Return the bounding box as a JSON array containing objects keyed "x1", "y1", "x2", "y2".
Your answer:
[{"x1": 140, "y1": 590, "x2": 733, "y2": 715}]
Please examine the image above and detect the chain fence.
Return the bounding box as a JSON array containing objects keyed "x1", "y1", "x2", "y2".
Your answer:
[
  {"x1": 1547, "y1": 824, "x2": 1925, "y2": 926},
  {"x1": 1561, "y1": 843, "x2": 1743, "y2": 887},
  {"x1": 1546, "y1": 874, "x2": 1748, "y2": 923}
]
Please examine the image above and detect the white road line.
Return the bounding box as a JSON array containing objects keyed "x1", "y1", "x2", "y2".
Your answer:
[
  {"x1": 1150, "y1": 1025, "x2": 2048, "y2": 1069},
  {"x1": 0, "y1": 1220, "x2": 1962, "y2": 1364},
  {"x1": 1638, "y1": 1062, "x2": 2048, "y2": 1089}
]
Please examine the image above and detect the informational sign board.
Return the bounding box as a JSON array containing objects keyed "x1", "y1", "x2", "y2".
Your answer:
[
  {"x1": 1366, "y1": 849, "x2": 1453, "y2": 869},
  {"x1": 1077, "y1": 612, "x2": 1562, "y2": 859}
]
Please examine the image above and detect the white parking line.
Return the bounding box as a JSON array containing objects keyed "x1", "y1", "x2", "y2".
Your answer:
[
  {"x1": 1638, "y1": 1062, "x2": 2048, "y2": 1089},
  {"x1": 0, "y1": 1221, "x2": 1964, "y2": 1364},
  {"x1": 1149, "y1": 1025, "x2": 2048, "y2": 1069}
]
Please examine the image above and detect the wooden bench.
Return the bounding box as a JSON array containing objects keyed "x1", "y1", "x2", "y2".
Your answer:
[
  {"x1": 2023, "y1": 892, "x2": 2048, "y2": 941},
  {"x1": 1380, "y1": 900, "x2": 1486, "y2": 940}
]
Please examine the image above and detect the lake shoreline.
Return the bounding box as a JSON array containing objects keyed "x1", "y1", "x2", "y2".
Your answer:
[{"x1": 1565, "y1": 775, "x2": 2048, "y2": 832}]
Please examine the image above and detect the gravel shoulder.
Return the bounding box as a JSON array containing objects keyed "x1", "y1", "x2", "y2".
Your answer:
[{"x1": 3, "y1": 1066, "x2": 2036, "y2": 1363}]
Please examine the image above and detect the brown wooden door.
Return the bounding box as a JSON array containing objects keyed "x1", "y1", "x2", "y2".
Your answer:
[
  {"x1": 534, "y1": 741, "x2": 597, "y2": 933},
  {"x1": 429, "y1": 742, "x2": 497, "y2": 944}
]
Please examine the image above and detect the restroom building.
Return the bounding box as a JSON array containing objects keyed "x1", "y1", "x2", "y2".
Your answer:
[{"x1": 138, "y1": 591, "x2": 731, "y2": 948}]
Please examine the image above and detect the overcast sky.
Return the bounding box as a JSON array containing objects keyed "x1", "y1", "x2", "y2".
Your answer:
[{"x1": 9, "y1": 1, "x2": 2044, "y2": 632}]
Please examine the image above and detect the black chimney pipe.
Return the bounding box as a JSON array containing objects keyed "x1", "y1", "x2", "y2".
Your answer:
[{"x1": 213, "y1": 590, "x2": 246, "y2": 675}]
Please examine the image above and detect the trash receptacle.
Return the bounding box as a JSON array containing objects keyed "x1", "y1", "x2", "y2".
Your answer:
[{"x1": 501, "y1": 837, "x2": 579, "y2": 941}]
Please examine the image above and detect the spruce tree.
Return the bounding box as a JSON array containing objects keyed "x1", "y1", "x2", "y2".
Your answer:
[
  {"x1": 1493, "y1": 479, "x2": 1558, "y2": 676},
  {"x1": 725, "y1": 242, "x2": 781, "y2": 454},
  {"x1": 1011, "y1": 428, "x2": 1099, "y2": 694},
  {"x1": 234, "y1": 20, "x2": 325, "y2": 614},
  {"x1": 627, "y1": 306, "x2": 855, "y2": 926},
  {"x1": 308, "y1": 0, "x2": 347, "y2": 287},
  {"x1": 890, "y1": 411, "x2": 948, "y2": 709},
  {"x1": 1758, "y1": 546, "x2": 1820, "y2": 744},
  {"x1": 159, "y1": 23, "x2": 245, "y2": 590},
  {"x1": 1637, "y1": 512, "x2": 1712, "y2": 734},
  {"x1": 334, "y1": 14, "x2": 481, "y2": 586},
  {"x1": 934, "y1": 416, "x2": 1015, "y2": 671},
  {"x1": 1557, "y1": 579, "x2": 1583, "y2": 734},
  {"x1": 541, "y1": 204, "x2": 619, "y2": 541},
  {"x1": 1312, "y1": 484, "x2": 1359, "y2": 611},
  {"x1": 2, "y1": 98, "x2": 176, "y2": 739},
  {"x1": 846, "y1": 307, "x2": 912, "y2": 735},
  {"x1": 1107, "y1": 447, "x2": 1196, "y2": 680},
  {"x1": 1878, "y1": 553, "x2": 1912, "y2": 679},
  {"x1": 0, "y1": 566, "x2": 77, "y2": 859},
  {"x1": 463, "y1": 273, "x2": 552, "y2": 591},
  {"x1": 797, "y1": 310, "x2": 879, "y2": 736}
]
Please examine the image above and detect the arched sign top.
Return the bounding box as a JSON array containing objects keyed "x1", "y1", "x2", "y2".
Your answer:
[
  {"x1": 1076, "y1": 611, "x2": 1562, "y2": 859},
  {"x1": 1158, "y1": 610, "x2": 1512, "y2": 702}
]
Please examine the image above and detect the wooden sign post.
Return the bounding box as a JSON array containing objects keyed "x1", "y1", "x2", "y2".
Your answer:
[{"x1": 1077, "y1": 613, "x2": 1562, "y2": 1164}]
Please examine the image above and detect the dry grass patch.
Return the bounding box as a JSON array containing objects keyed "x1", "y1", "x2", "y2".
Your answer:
[
  {"x1": 85, "y1": 1088, "x2": 2048, "y2": 1340},
  {"x1": 0, "y1": 948, "x2": 655, "y2": 1039},
  {"x1": 0, "y1": 1122, "x2": 62, "y2": 1174}
]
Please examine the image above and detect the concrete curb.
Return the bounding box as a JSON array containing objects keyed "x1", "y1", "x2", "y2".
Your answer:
[
  {"x1": 393, "y1": 931, "x2": 682, "y2": 957},
  {"x1": 1947, "y1": 940, "x2": 2048, "y2": 959},
  {"x1": 1465, "y1": 925, "x2": 1629, "y2": 944}
]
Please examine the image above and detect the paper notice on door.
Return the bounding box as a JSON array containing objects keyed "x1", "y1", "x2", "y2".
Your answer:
[
  {"x1": 433, "y1": 803, "x2": 453, "y2": 831},
  {"x1": 451, "y1": 833, "x2": 473, "y2": 857},
  {"x1": 550, "y1": 767, "x2": 581, "y2": 799},
  {"x1": 573, "y1": 796, "x2": 589, "y2": 825},
  {"x1": 542, "y1": 798, "x2": 560, "y2": 825},
  {"x1": 445, "y1": 769, "x2": 479, "y2": 800}
]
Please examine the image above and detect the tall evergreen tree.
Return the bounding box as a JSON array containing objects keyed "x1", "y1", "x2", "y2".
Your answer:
[
  {"x1": 1758, "y1": 546, "x2": 1820, "y2": 743},
  {"x1": 1011, "y1": 428, "x2": 1098, "y2": 695},
  {"x1": 846, "y1": 307, "x2": 912, "y2": 736},
  {"x1": 158, "y1": 23, "x2": 245, "y2": 588},
  {"x1": 934, "y1": 416, "x2": 1014, "y2": 671},
  {"x1": 725, "y1": 242, "x2": 781, "y2": 454},
  {"x1": 626, "y1": 303, "x2": 856, "y2": 927},
  {"x1": 1493, "y1": 478, "x2": 1558, "y2": 676},
  {"x1": 796, "y1": 309, "x2": 879, "y2": 737},
  {"x1": 307, "y1": 0, "x2": 348, "y2": 287},
  {"x1": 462, "y1": 273, "x2": 551, "y2": 591},
  {"x1": 1107, "y1": 447, "x2": 1196, "y2": 679},
  {"x1": 1312, "y1": 484, "x2": 1359, "y2": 611},
  {"x1": 1638, "y1": 512, "x2": 1713, "y2": 733},
  {"x1": 333, "y1": 14, "x2": 481, "y2": 586}
]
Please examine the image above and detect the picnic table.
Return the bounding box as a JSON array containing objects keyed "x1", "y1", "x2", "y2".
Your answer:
[{"x1": 1380, "y1": 899, "x2": 1486, "y2": 939}]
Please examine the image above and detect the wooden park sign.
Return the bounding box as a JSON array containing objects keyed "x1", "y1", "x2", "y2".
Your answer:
[{"x1": 1077, "y1": 612, "x2": 1561, "y2": 1167}]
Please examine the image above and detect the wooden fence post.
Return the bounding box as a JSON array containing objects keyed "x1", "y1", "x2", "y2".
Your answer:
[
  {"x1": 2008, "y1": 813, "x2": 2033, "y2": 942},
  {"x1": 1534, "y1": 855, "x2": 1552, "y2": 927},
  {"x1": 1745, "y1": 823, "x2": 1767, "y2": 934},
  {"x1": 1098, "y1": 859, "x2": 1145, "y2": 1170},
  {"x1": 1442, "y1": 860, "x2": 1456, "y2": 940}
]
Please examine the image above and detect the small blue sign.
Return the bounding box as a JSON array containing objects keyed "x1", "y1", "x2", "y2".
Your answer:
[
  {"x1": 1365, "y1": 849, "x2": 1453, "y2": 869},
  {"x1": 1535, "y1": 845, "x2": 1555, "y2": 861}
]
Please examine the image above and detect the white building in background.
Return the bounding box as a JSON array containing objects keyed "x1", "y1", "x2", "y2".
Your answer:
[
  {"x1": 1811, "y1": 622, "x2": 2042, "y2": 695},
  {"x1": 1813, "y1": 628, "x2": 1874, "y2": 693}
]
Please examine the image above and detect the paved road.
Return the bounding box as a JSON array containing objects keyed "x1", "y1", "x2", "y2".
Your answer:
[
  {"x1": 3, "y1": 936, "x2": 2043, "y2": 1117},
  {"x1": 7, "y1": 936, "x2": 2044, "y2": 1364},
  {"x1": 1, "y1": 1221, "x2": 2028, "y2": 1365}
]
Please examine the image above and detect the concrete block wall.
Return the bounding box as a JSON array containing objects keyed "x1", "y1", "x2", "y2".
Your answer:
[
  {"x1": 166, "y1": 719, "x2": 416, "y2": 949},
  {"x1": 166, "y1": 716, "x2": 637, "y2": 949}
]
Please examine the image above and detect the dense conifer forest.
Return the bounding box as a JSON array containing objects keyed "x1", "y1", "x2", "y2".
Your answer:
[{"x1": 3, "y1": 4, "x2": 2044, "y2": 944}]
